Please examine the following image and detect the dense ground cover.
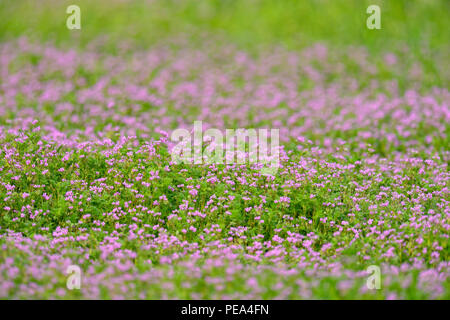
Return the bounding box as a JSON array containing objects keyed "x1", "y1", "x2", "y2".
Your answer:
[{"x1": 0, "y1": 0, "x2": 449, "y2": 299}]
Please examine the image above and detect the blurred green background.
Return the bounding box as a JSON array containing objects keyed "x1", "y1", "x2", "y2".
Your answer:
[
  {"x1": 0, "y1": 0, "x2": 448, "y2": 84},
  {"x1": 1, "y1": 0, "x2": 449, "y2": 49}
]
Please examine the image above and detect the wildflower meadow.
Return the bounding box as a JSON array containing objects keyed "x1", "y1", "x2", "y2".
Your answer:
[{"x1": 0, "y1": 0, "x2": 449, "y2": 300}]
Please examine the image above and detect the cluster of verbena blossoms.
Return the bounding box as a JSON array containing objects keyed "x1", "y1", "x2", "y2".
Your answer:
[{"x1": 0, "y1": 37, "x2": 448, "y2": 299}]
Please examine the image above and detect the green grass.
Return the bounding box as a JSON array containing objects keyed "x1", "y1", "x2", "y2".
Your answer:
[{"x1": 1, "y1": 0, "x2": 449, "y2": 50}]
